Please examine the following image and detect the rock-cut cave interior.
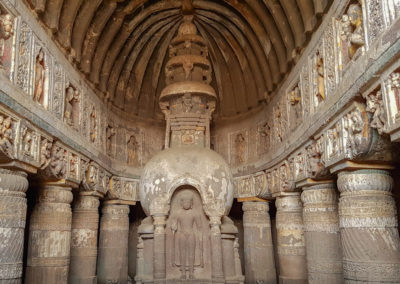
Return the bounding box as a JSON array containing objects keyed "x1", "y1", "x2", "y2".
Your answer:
[{"x1": 0, "y1": 0, "x2": 400, "y2": 283}]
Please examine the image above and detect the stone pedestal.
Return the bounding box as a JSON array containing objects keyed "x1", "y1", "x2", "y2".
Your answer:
[
  {"x1": 25, "y1": 184, "x2": 73, "y2": 284},
  {"x1": 337, "y1": 169, "x2": 400, "y2": 283},
  {"x1": 97, "y1": 202, "x2": 130, "y2": 284},
  {"x1": 301, "y1": 182, "x2": 343, "y2": 283},
  {"x1": 242, "y1": 201, "x2": 276, "y2": 284},
  {"x1": 276, "y1": 193, "x2": 307, "y2": 284},
  {"x1": 69, "y1": 194, "x2": 100, "y2": 284},
  {"x1": 0, "y1": 169, "x2": 28, "y2": 283},
  {"x1": 209, "y1": 216, "x2": 225, "y2": 283}
]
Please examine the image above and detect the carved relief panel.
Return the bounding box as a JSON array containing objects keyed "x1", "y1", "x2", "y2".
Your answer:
[
  {"x1": 382, "y1": 69, "x2": 400, "y2": 130},
  {"x1": 311, "y1": 47, "x2": 326, "y2": 112},
  {"x1": 18, "y1": 121, "x2": 39, "y2": 166},
  {"x1": 382, "y1": 0, "x2": 400, "y2": 27},
  {"x1": 256, "y1": 120, "x2": 271, "y2": 155},
  {"x1": 287, "y1": 80, "x2": 303, "y2": 131},
  {"x1": 0, "y1": 109, "x2": 18, "y2": 161},
  {"x1": 338, "y1": 1, "x2": 366, "y2": 69},
  {"x1": 15, "y1": 21, "x2": 32, "y2": 94},
  {"x1": 63, "y1": 81, "x2": 80, "y2": 130},
  {"x1": 229, "y1": 130, "x2": 248, "y2": 166},
  {"x1": 365, "y1": 0, "x2": 385, "y2": 47},
  {"x1": 126, "y1": 130, "x2": 143, "y2": 167},
  {"x1": 52, "y1": 61, "x2": 64, "y2": 119},
  {"x1": 0, "y1": 4, "x2": 15, "y2": 78},
  {"x1": 234, "y1": 175, "x2": 254, "y2": 198},
  {"x1": 31, "y1": 40, "x2": 50, "y2": 108}
]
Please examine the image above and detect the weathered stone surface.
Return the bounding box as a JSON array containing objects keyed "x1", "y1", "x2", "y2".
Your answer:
[
  {"x1": 0, "y1": 169, "x2": 28, "y2": 283},
  {"x1": 337, "y1": 170, "x2": 400, "y2": 283},
  {"x1": 301, "y1": 182, "x2": 343, "y2": 283},
  {"x1": 97, "y1": 203, "x2": 129, "y2": 284},
  {"x1": 25, "y1": 184, "x2": 73, "y2": 284},
  {"x1": 69, "y1": 194, "x2": 100, "y2": 284},
  {"x1": 276, "y1": 193, "x2": 307, "y2": 284},
  {"x1": 242, "y1": 201, "x2": 276, "y2": 284}
]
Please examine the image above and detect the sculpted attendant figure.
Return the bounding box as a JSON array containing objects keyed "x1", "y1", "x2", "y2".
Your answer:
[
  {"x1": 170, "y1": 192, "x2": 202, "y2": 280},
  {"x1": 34, "y1": 49, "x2": 45, "y2": 103}
]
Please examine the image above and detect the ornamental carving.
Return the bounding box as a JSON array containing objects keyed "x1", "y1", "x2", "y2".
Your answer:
[
  {"x1": 306, "y1": 140, "x2": 325, "y2": 178},
  {"x1": 312, "y1": 49, "x2": 325, "y2": 110},
  {"x1": 364, "y1": 87, "x2": 386, "y2": 134},
  {"x1": 64, "y1": 84, "x2": 80, "y2": 128},
  {"x1": 19, "y1": 123, "x2": 39, "y2": 165},
  {"x1": 340, "y1": 1, "x2": 365, "y2": 65},
  {"x1": 0, "y1": 112, "x2": 15, "y2": 160},
  {"x1": 39, "y1": 136, "x2": 52, "y2": 169},
  {"x1": 43, "y1": 143, "x2": 67, "y2": 179},
  {"x1": 109, "y1": 176, "x2": 138, "y2": 202},
  {"x1": 288, "y1": 81, "x2": 302, "y2": 131},
  {"x1": 0, "y1": 8, "x2": 13, "y2": 72}
]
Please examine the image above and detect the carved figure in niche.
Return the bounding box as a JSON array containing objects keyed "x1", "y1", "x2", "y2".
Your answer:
[
  {"x1": 387, "y1": 72, "x2": 400, "y2": 119},
  {"x1": 33, "y1": 48, "x2": 45, "y2": 104},
  {"x1": 40, "y1": 138, "x2": 52, "y2": 169},
  {"x1": 341, "y1": 2, "x2": 365, "y2": 61},
  {"x1": 327, "y1": 123, "x2": 340, "y2": 157},
  {"x1": 21, "y1": 126, "x2": 34, "y2": 157},
  {"x1": 365, "y1": 89, "x2": 385, "y2": 133},
  {"x1": 289, "y1": 84, "x2": 302, "y2": 129},
  {"x1": 0, "y1": 115, "x2": 13, "y2": 155},
  {"x1": 345, "y1": 110, "x2": 364, "y2": 155},
  {"x1": 169, "y1": 191, "x2": 203, "y2": 280},
  {"x1": 127, "y1": 134, "x2": 139, "y2": 165},
  {"x1": 89, "y1": 107, "x2": 96, "y2": 142},
  {"x1": 234, "y1": 133, "x2": 246, "y2": 165},
  {"x1": 182, "y1": 58, "x2": 194, "y2": 80},
  {"x1": 306, "y1": 142, "x2": 324, "y2": 177},
  {"x1": 314, "y1": 51, "x2": 325, "y2": 106},
  {"x1": 48, "y1": 145, "x2": 66, "y2": 178},
  {"x1": 258, "y1": 122, "x2": 270, "y2": 154},
  {"x1": 64, "y1": 85, "x2": 79, "y2": 127},
  {"x1": 106, "y1": 125, "x2": 116, "y2": 156},
  {"x1": 182, "y1": 93, "x2": 193, "y2": 113},
  {"x1": 0, "y1": 12, "x2": 13, "y2": 68}
]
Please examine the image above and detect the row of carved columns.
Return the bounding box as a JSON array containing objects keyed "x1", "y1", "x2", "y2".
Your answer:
[
  {"x1": 242, "y1": 169, "x2": 400, "y2": 283},
  {"x1": 0, "y1": 168, "x2": 132, "y2": 284}
]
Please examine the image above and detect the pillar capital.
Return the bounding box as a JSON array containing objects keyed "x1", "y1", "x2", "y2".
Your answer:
[
  {"x1": 242, "y1": 200, "x2": 270, "y2": 213},
  {"x1": 275, "y1": 192, "x2": 302, "y2": 212}
]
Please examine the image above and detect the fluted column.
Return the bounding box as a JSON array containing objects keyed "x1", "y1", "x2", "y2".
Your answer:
[
  {"x1": 301, "y1": 182, "x2": 343, "y2": 283},
  {"x1": 276, "y1": 193, "x2": 307, "y2": 284},
  {"x1": 69, "y1": 193, "x2": 100, "y2": 284},
  {"x1": 210, "y1": 216, "x2": 225, "y2": 283},
  {"x1": 97, "y1": 202, "x2": 130, "y2": 284},
  {"x1": 0, "y1": 169, "x2": 28, "y2": 283},
  {"x1": 25, "y1": 184, "x2": 73, "y2": 284},
  {"x1": 153, "y1": 215, "x2": 166, "y2": 284},
  {"x1": 242, "y1": 201, "x2": 276, "y2": 284},
  {"x1": 337, "y1": 169, "x2": 400, "y2": 283}
]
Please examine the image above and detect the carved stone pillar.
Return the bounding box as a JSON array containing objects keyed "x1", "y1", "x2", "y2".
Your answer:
[
  {"x1": 301, "y1": 182, "x2": 343, "y2": 283},
  {"x1": 337, "y1": 169, "x2": 400, "y2": 283},
  {"x1": 276, "y1": 193, "x2": 307, "y2": 284},
  {"x1": 153, "y1": 215, "x2": 166, "y2": 284},
  {"x1": 97, "y1": 202, "x2": 130, "y2": 284},
  {"x1": 25, "y1": 184, "x2": 73, "y2": 284},
  {"x1": 242, "y1": 201, "x2": 276, "y2": 284},
  {"x1": 69, "y1": 193, "x2": 100, "y2": 284},
  {"x1": 0, "y1": 169, "x2": 28, "y2": 283},
  {"x1": 210, "y1": 216, "x2": 225, "y2": 283}
]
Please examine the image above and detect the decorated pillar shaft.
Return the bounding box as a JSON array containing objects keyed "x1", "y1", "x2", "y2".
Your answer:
[
  {"x1": 337, "y1": 169, "x2": 400, "y2": 283},
  {"x1": 0, "y1": 169, "x2": 28, "y2": 283},
  {"x1": 209, "y1": 216, "x2": 224, "y2": 283},
  {"x1": 153, "y1": 215, "x2": 166, "y2": 283},
  {"x1": 97, "y1": 202, "x2": 130, "y2": 284},
  {"x1": 25, "y1": 184, "x2": 73, "y2": 284},
  {"x1": 242, "y1": 201, "x2": 276, "y2": 284},
  {"x1": 69, "y1": 194, "x2": 100, "y2": 284},
  {"x1": 301, "y1": 182, "x2": 343, "y2": 283},
  {"x1": 276, "y1": 193, "x2": 307, "y2": 284}
]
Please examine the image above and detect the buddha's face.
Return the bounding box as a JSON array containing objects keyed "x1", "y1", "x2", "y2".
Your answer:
[{"x1": 181, "y1": 197, "x2": 193, "y2": 210}]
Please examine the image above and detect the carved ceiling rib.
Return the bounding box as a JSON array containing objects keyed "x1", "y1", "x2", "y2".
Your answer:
[{"x1": 25, "y1": 0, "x2": 331, "y2": 120}]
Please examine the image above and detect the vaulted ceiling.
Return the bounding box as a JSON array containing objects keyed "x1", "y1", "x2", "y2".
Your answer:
[{"x1": 28, "y1": 0, "x2": 331, "y2": 120}]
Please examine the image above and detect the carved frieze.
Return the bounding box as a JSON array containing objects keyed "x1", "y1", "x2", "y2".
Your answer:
[
  {"x1": 234, "y1": 175, "x2": 254, "y2": 198},
  {"x1": 109, "y1": 176, "x2": 139, "y2": 202},
  {"x1": 0, "y1": 5, "x2": 14, "y2": 76}
]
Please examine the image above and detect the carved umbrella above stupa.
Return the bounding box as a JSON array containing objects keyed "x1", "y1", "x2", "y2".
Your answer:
[{"x1": 137, "y1": 2, "x2": 243, "y2": 283}]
